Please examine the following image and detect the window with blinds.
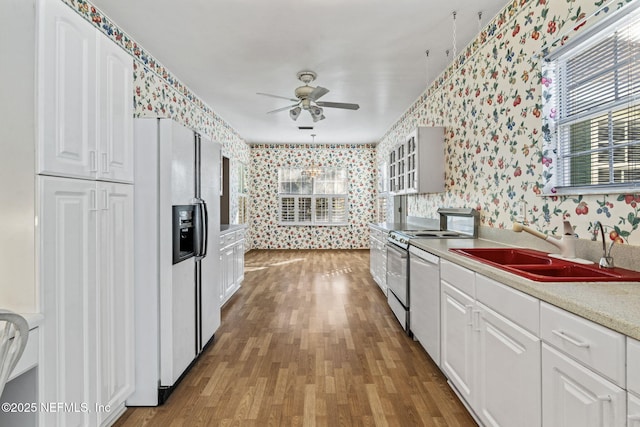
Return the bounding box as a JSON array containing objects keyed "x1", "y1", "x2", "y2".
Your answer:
[
  {"x1": 549, "y1": 7, "x2": 640, "y2": 192},
  {"x1": 278, "y1": 168, "x2": 348, "y2": 225}
]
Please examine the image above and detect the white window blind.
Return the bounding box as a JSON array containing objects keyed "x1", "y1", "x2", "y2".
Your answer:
[
  {"x1": 278, "y1": 168, "x2": 348, "y2": 225},
  {"x1": 551, "y1": 7, "x2": 640, "y2": 191}
]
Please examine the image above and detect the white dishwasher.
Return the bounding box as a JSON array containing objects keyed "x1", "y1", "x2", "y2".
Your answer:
[{"x1": 409, "y1": 245, "x2": 441, "y2": 366}]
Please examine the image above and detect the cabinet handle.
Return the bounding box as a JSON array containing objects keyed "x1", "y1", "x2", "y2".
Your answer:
[
  {"x1": 89, "y1": 189, "x2": 98, "y2": 211},
  {"x1": 102, "y1": 152, "x2": 109, "y2": 174},
  {"x1": 473, "y1": 309, "x2": 481, "y2": 332},
  {"x1": 551, "y1": 329, "x2": 590, "y2": 348},
  {"x1": 466, "y1": 305, "x2": 474, "y2": 326},
  {"x1": 598, "y1": 395, "x2": 611, "y2": 425},
  {"x1": 101, "y1": 189, "x2": 108, "y2": 210},
  {"x1": 89, "y1": 151, "x2": 98, "y2": 173}
]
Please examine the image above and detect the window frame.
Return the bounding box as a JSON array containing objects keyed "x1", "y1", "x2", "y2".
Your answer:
[
  {"x1": 278, "y1": 167, "x2": 349, "y2": 226},
  {"x1": 543, "y1": 4, "x2": 640, "y2": 195}
]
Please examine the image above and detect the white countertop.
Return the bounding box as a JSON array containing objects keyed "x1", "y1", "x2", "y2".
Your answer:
[
  {"x1": 410, "y1": 238, "x2": 640, "y2": 340},
  {"x1": 220, "y1": 224, "x2": 247, "y2": 235}
]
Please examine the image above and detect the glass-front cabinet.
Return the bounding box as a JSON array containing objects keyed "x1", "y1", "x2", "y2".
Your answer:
[
  {"x1": 389, "y1": 150, "x2": 397, "y2": 193},
  {"x1": 388, "y1": 127, "x2": 445, "y2": 195}
]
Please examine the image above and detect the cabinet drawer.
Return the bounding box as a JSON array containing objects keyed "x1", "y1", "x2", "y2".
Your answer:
[
  {"x1": 476, "y1": 274, "x2": 539, "y2": 335},
  {"x1": 440, "y1": 259, "x2": 475, "y2": 297},
  {"x1": 628, "y1": 337, "x2": 640, "y2": 395},
  {"x1": 540, "y1": 302, "x2": 625, "y2": 387},
  {"x1": 370, "y1": 228, "x2": 386, "y2": 241},
  {"x1": 222, "y1": 231, "x2": 236, "y2": 246}
]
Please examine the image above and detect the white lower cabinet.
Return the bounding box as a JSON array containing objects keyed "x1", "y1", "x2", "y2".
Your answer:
[
  {"x1": 369, "y1": 226, "x2": 387, "y2": 293},
  {"x1": 629, "y1": 393, "x2": 640, "y2": 426},
  {"x1": 234, "y1": 236, "x2": 245, "y2": 286},
  {"x1": 96, "y1": 183, "x2": 134, "y2": 426},
  {"x1": 39, "y1": 176, "x2": 133, "y2": 427},
  {"x1": 220, "y1": 229, "x2": 245, "y2": 305},
  {"x1": 475, "y1": 301, "x2": 540, "y2": 427},
  {"x1": 627, "y1": 337, "x2": 640, "y2": 425},
  {"x1": 440, "y1": 260, "x2": 541, "y2": 427},
  {"x1": 435, "y1": 256, "x2": 640, "y2": 427},
  {"x1": 542, "y1": 344, "x2": 626, "y2": 427},
  {"x1": 441, "y1": 279, "x2": 475, "y2": 404}
]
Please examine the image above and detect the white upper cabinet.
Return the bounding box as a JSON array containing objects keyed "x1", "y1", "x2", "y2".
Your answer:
[
  {"x1": 39, "y1": 0, "x2": 133, "y2": 183},
  {"x1": 97, "y1": 33, "x2": 134, "y2": 183},
  {"x1": 389, "y1": 127, "x2": 444, "y2": 195},
  {"x1": 39, "y1": 0, "x2": 97, "y2": 180}
]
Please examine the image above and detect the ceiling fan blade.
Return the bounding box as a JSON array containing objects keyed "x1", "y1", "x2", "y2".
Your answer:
[
  {"x1": 266, "y1": 104, "x2": 299, "y2": 114},
  {"x1": 309, "y1": 86, "x2": 329, "y2": 101},
  {"x1": 316, "y1": 101, "x2": 360, "y2": 110},
  {"x1": 257, "y1": 92, "x2": 298, "y2": 102}
]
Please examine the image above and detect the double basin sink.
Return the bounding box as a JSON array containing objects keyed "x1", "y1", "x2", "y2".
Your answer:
[{"x1": 450, "y1": 247, "x2": 640, "y2": 282}]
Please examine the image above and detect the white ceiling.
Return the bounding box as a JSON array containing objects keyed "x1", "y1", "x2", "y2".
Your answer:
[{"x1": 91, "y1": 0, "x2": 509, "y2": 144}]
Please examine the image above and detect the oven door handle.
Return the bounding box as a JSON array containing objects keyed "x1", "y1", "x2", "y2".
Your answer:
[{"x1": 386, "y1": 243, "x2": 408, "y2": 258}]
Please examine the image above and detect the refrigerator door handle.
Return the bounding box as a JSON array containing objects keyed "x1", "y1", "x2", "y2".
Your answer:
[{"x1": 195, "y1": 199, "x2": 208, "y2": 259}]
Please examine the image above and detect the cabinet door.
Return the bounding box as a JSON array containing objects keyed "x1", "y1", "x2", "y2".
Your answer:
[
  {"x1": 224, "y1": 246, "x2": 235, "y2": 293},
  {"x1": 219, "y1": 252, "x2": 226, "y2": 302},
  {"x1": 39, "y1": 176, "x2": 98, "y2": 427},
  {"x1": 388, "y1": 151, "x2": 396, "y2": 193},
  {"x1": 96, "y1": 183, "x2": 134, "y2": 425},
  {"x1": 542, "y1": 344, "x2": 626, "y2": 427},
  {"x1": 234, "y1": 238, "x2": 245, "y2": 286},
  {"x1": 406, "y1": 134, "x2": 417, "y2": 191},
  {"x1": 475, "y1": 302, "x2": 541, "y2": 427},
  {"x1": 39, "y1": 0, "x2": 97, "y2": 180},
  {"x1": 440, "y1": 280, "x2": 474, "y2": 403},
  {"x1": 629, "y1": 393, "x2": 640, "y2": 426},
  {"x1": 97, "y1": 34, "x2": 134, "y2": 183},
  {"x1": 220, "y1": 246, "x2": 235, "y2": 304},
  {"x1": 396, "y1": 144, "x2": 405, "y2": 192}
]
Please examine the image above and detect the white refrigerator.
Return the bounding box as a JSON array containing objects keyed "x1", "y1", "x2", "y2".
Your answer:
[{"x1": 129, "y1": 118, "x2": 221, "y2": 405}]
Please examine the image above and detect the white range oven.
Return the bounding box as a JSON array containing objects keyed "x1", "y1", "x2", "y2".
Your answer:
[{"x1": 385, "y1": 208, "x2": 478, "y2": 335}]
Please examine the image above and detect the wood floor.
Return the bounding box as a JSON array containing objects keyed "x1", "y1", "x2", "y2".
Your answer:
[{"x1": 114, "y1": 250, "x2": 476, "y2": 427}]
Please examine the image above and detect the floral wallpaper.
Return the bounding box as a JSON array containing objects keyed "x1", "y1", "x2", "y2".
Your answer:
[
  {"x1": 60, "y1": 0, "x2": 251, "y2": 234},
  {"x1": 250, "y1": 144, "x2": 376, "y2": 249},
  {"x1": 378, "y1": 0, "x2": 640, "y2": 246}
]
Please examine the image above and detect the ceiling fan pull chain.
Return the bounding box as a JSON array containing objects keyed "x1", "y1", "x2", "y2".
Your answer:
[
  {"x1": 478, "y1": 11, "x2": 483, "y2": 33},
  {"x1": 425, "y1": 50, "x2": 430, "y2": 84},
  {"x1": 452, "y1": 11, "x2": 457, "y2": 59}
]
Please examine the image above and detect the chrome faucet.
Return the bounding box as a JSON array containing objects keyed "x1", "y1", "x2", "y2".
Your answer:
[{"x1": 592, "y1": 221, "x2": 614, "y2": 268}]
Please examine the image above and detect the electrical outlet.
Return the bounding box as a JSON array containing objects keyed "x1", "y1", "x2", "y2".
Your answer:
[{"x1": 516, "y1": 201, "x2": 527, "y2": 222}]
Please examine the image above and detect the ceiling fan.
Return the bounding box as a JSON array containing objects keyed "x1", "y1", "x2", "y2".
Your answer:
[{"x1": 257, "y1": 71, "x2": 359, "y2": 122}]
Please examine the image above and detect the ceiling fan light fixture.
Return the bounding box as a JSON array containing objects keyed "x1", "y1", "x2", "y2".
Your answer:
[
  {"x1": 310, "y1": 106, "x2": 324, "y2": 122},
  {"x1": 259, "y1": 70, "x2": 358, "y2": 122},
  {"x1": 289, "y1": 106, "x2": 301, "y2": 121}
]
